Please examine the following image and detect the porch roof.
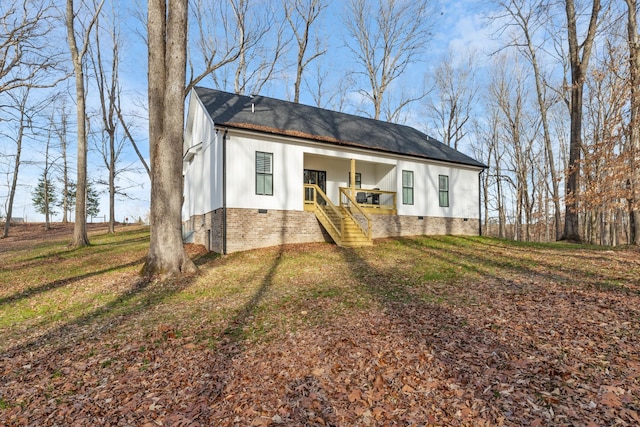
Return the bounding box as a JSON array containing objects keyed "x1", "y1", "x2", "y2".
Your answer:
[{"x1": 194, "y1": 87, "x2": 486, "y2": 169}]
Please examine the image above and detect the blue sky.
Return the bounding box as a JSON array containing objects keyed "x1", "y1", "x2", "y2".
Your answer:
[{"x1": 1, "y1": 0, "x2": 498, "y2": 224}]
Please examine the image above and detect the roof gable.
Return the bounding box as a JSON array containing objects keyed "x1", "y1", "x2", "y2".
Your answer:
[{"x1": 193, "y1": 86, "x2": 486, "y2": 168}]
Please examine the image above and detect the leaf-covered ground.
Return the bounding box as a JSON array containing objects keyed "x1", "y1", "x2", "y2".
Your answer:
[{"x1": 1, "y1": 224, "x2": 639, "y2": 426}]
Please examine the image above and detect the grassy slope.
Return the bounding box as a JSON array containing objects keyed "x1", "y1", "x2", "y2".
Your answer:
[{"x1": 1, "y1": 227, "x2": 639, "y2": 426}]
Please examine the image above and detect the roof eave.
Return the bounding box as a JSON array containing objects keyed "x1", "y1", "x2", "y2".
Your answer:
[{"x1": 218, "y1": 121, "x2": 487, "y2": 169}]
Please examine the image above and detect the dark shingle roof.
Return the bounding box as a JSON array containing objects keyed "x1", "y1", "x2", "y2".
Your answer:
[{"x1": 194, "y1": 87, "x2": 486, "y2": 168}]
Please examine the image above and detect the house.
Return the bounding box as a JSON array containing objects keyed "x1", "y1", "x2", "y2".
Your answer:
[{"x1": 183, "y1": 87, "x2": 486, "y2": 254}]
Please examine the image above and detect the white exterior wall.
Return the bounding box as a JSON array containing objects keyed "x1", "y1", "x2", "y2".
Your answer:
[
  {"x1": 395, "y1": 160, "x2": 480, "y2": 219},
  {"x1": 183, "y1": 95, "x2": 223, "y2": 218},
  {"x1": 225, "y1": 132, "x2": 303, "y2": 211}
]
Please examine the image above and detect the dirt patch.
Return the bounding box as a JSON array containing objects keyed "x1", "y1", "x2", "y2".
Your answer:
[{"x1": 1, "y1": 222, "x2": 121, "y2": 252}]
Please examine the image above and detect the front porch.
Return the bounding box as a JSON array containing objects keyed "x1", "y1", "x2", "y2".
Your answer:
[
  {"x1": 303, "y1": 154, "x2": 398, "y2": 215},
  {"x1": 304, "y1": 186, "x2": 397, "y2": 215},
  {"x1": 301, "y1": 155, "x2": 398, "y2": 248}
]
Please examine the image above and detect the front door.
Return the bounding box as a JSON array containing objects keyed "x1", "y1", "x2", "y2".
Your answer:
[{"x1": 304, "y1": 169, "x2": 327, "y2": 202}]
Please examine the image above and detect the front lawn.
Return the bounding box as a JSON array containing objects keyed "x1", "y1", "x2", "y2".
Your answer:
[{"x1": 1, "y1": 226, "x2": 639, "y2": 426}]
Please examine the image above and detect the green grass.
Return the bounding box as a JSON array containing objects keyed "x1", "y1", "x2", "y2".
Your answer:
[{"x1": 0, "y1": 226, "x2": 150, "y2": 336}]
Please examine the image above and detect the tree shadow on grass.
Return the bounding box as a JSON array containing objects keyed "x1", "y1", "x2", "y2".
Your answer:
[
  {"x1": 0, "y1": 258, "x2": 147, "y2": 308},
  {"x1": 3, "y1": 277, "x2": 177, "y2": 358},
  {"x1": 199, "y1": 246, "x2": 344, "y2": 426},
  {"x1": 2, "y1": 247, "x2": 218, "y2": 355},
  {"x1": 409, "y1": 236, "x2": 640, "y2": 296},
  {"x1": 203, "y1": 249, "x2": 285, "y2": 402},
  {"x1": 335, "y1": 241, "x2": 582, "y2": 425}
]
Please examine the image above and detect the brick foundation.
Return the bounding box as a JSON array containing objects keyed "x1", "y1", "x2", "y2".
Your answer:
[
  {"x1": 372, "y1": 215, "x2": 479, "y2": 238},
  {"x1": 185, "y1": 209, "x2": 225, "y2": 253},
  {"x1": 224, "y1": 208, "x2": 332, "y2": 253},
  {"x1": 186, "y1": 208, "x2": 480, "y2": 253}
]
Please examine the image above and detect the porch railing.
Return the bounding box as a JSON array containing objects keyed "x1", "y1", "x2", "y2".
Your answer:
[
  {"x1": 339, "y1": 187, "x2": 397, "y2": 212},
  {"x1": 339, "y1": 187, "x2": 372, "y2": 241},
  {"x1": 304, "y1": 184, "x2": 343, "y2": 240}
]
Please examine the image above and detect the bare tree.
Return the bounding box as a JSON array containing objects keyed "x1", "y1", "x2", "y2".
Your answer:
[
  {"x1": 144, "y1": 0, "x2": 196, "y2": 277},
  {"x1": 186, "y1": 0, "x2": 245, "y2": 95},
  {"x1": 234, "y1": 7, "x2": 288, "y2": 95},
  {"x1": 89, "y1": 4, "x2": 123, "y2": 233},
  {"x1": 35, "y1": 124, "x2": 58, "y2": 231},
  {"x1": 284, "y1": 0, "x2": 327, "y2": 103},
  {"x1": 208, "y1": 0, "x2": 288, "y2": 96},
  {"x1": 50, "y1": 99, "x2": 73, "y2": 223},
  {"x1": 0, "y1": 0, "x2": 60, "y2": 93},
  {"x1": 427, "y1": 49, "x2": 478, "y2": 150},
  {"x1": 475, "y1": 94, "x2": 509, "y2": 239},
  {"x1": 625, "y1": 0, "x2": 640, "y2": 244},
  {"x1": 343, "y1": 0, "x2": 433, "y2": 121},
  {"x1": 494, "y1": 0, "x2": 563, "y2": 240},
  {"x1": 562, "y1": 0, "x2": 601, "y2": 242},
  {"x1": 2, "y1": 88, "x2": 32, "y2": 238},
  {"x1": 491, "y1": 55, "x2": 538, "y2": 241},
  {"x1": 65, "y1": 0, "x2": 104, "y2": 247},
  {"x1": 303, "y1": 47, "x2": 356, "y2": 111},
  {"x1": 1, "y1": 0, "x2": 64, "y2": 234}
]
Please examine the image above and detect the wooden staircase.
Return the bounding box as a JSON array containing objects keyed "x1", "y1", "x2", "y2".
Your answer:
[
  {"x1": 305, "y1": 184, "x2": 372, "y2": 248},
  {"x1": 318, "y1": 205, "x2": 372, "y2": 247}
]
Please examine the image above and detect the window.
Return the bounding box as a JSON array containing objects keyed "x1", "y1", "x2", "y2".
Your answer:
[
  {"x1": 439, "y1": 175, "x2": 449, "y2": 207},
  {"x1": 402, "y1": 170, "x2": 414, "y2": 205},
  {"x1": 256, "y1": 152, "x2": 273, "y2": 195},
  {"x1": 348, "y1": 172, "x2": 361, "y2": 188}
]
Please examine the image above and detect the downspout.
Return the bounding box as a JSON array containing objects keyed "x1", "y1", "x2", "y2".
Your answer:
[
  {"x1": 222, "y1": 128, "x2": 228, "y2": 254},
  {"x1": 478, "y1": 169, "x2": 483, "y2": 236}
]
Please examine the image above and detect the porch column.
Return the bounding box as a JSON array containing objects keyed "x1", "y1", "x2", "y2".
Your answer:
[{"x1": 350, "y1": 158, "x2": 356, "y2": 197}]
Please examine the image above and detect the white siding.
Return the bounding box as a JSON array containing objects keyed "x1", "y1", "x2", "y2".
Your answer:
[
  {"x1": 223, "y1": 131, "x2": 481, "y2": 219},
  {"x1": 226, "y1": 133, "x2": 303, "y2": 211},
  {"x1": 183, "y1": 94, "x2": 223, "y2": 218},
  {"x1": 395, "y1": 160, "x2": 480, "y2": 218}
]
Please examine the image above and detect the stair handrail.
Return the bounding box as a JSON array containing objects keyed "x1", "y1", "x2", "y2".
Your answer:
[
  {"x1": 304, "y1": 184, "x2": 343, "y2": 238},
  {"x1": 339, "y1": 187, "x2": 372, "y2": 240}
]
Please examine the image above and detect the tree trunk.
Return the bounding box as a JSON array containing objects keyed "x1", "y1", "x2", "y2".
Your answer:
[
  {"x1": 143, "y1": 0, "x2": 196, "y2": 278},
  {"x1": 504, "y1": 0, "x2": 563, "y2": 240},
  {"x1": 285, "y1": 0, "x2": 327, "y2": 104},
  {"x1": 66, "y1": 0, "x2": 96, "y2": 247},
  {"x1": 44, "y1": 175, "x2": 51, "y2": 230},
  {"x1": 59, "y1": 112, "x2": 69, "y2": 224},
  {"x1": 483, "y1": 148, "x2": 492, "y2": 234},
  {"x1": 3, "y1": 120, "x2": 23, "y2": 238},
  {"x1": 3, "y1": 89, "x2": 31, "y2": 238},
  {"x1": 109, "y1": 135, "x2": 115, "y2": 233},
  {"x1": 562, "y1": 0, "x2": 601, "y2": 242},
  {"x1": 71, "y1": 62, "x2": 89, "y2": 246},
  {"x1": 563, "y1": 80, "x2": 583, "y2": 242},
  {"x1": 43, "y1": 137, "x2": 53, "y2": 231},
  {"x1": 626, "y1": 0, "x2": 640, "y2": 245}
]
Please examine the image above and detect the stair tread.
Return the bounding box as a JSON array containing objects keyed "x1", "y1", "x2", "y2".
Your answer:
[{"x1": 314, "y1": 202, "x2": 372, "y2": 247}]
